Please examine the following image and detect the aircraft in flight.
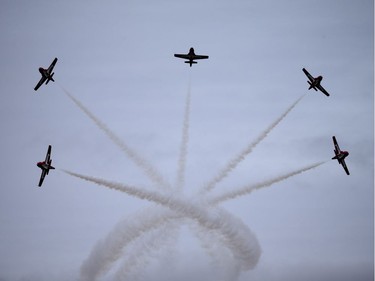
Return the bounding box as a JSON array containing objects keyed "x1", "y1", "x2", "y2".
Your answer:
[
  {"x1": 331, "y1": 136, "x2": 350, "y2": 175},
  {"x1": 34, "y1": 58, "x2": 58, "y2": 91},
  {"x1": 174, "y1": 48, "x2": 209, "y2": 67},
  {"x1": 302, "y1": 68, "x2": 330, "y2": 96},
  {"x1": 37, "y1": 145, "x2": 55, "y2": 187}
]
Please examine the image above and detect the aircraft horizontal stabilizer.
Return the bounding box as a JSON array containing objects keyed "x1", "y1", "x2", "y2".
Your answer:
[{"x1": 308, "y1": 81, "x2": 317, "y2": 91}]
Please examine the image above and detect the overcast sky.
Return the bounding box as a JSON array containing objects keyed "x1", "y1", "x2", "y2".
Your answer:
[{"x1": 0, "y1": 1, "x2": 373, "y2": 281}]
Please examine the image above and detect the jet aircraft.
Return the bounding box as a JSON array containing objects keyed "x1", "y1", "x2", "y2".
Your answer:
[
  {"x1": 331, "y1": 136, "x2": 350, "y2": 175},
  {"x1": 174, "y1": 48, "x2": 208, "y2": 67},
  {"x1": 34, "y1": 58, "x2": 58, "y2": 91},
  {"x1": 37, "y1": 145, "x2": 55, "y2": 187},
  {"x1": 302, "y1": 68, "x2": 330, "y2": 96}
]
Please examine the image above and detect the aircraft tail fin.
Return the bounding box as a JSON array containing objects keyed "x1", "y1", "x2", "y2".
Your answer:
[{"x1": 47, "y1": 160, "x2": 55, "y2": 174}]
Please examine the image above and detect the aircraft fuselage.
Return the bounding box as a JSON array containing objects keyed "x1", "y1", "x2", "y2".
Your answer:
[
  {"x1": 332, "y1": 151, "x2": 349, "y2": 162},
  {"x1": 187, "y1": 48, "x2": 196, "y2": 59},
  {"x1": 309, "y1": 76, "x2": 323, "y2": 90},
  {"x1": 38, "y1": 67, "x2": 54, "y2": 83},
  {"x1": 39, "y1": 67, "x2": 48, "y2": 77},
  {"x1": 37, "y1": 161, "x2": 54, "y2": 171}
]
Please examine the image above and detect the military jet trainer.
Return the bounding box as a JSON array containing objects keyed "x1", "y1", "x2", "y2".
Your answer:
[
  {"x1": 302, "y1": 68, "x2": 330, "y2": 96},
  {"x1": 331, "y1": 136, "x2": 350, "y2": 175},
  {"x1": 36, "y1": 145, "x2": 55, "y2": 187},
  {"x1": 174, "y1": 48, "x2": 208, "y2": 67},
  {"x1": 34, "y1": 58, "x2": 58, "y2": 91}
]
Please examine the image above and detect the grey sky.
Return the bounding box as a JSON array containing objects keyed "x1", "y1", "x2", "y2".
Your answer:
[{"x1": 0, "y1": 0, "x2": 373, "y2": 281}]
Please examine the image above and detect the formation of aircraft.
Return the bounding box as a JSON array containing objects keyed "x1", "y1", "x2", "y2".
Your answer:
[
  {"x1": 34, "y1": 58, "x2": 58, "y2": 91},
  {"x1": 302, "y1": 68, "x2": 330, "y2": 97},
  {"x1": 174, "y1": 47, "x2": 209, "y2": 67},
  {"x1": 36, "y1": 145, "x2": 55, "y2": 187},
  {"x1": 32, "y1": 54, "x2": 352, "y2": 186},
  {"x1": 331, "y1": 136, "x2": 350, "y2": 175}
]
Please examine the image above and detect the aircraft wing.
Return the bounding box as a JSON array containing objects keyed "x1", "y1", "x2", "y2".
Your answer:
[
  {"x1": 174, "y1": 54, "x2": 189, "y2": 59},
  {"x1": 38, "y1": 169, "x2": 47, "y2": 187},
  {"x1": 34, "y1": 76, "x2": 47, "y2": 91},
  {"x1": 302, "y1": 68, "x2": 314, "y2": 82},
  {"x1": 341, "y1": 159, "x2": 350, "y2": 175},
  {"x1": 317, "y1": 84, "x2": 330, "y2": 96},
  {"x1": 193, "y1": 55, "x2": 209, "y2": 60},
  {"x1": 332, "y1": 136, "x2": 340, "y2": 153},
  {"x1": 45, "y1": 145, "x2": 52, "y2": 162},
  {"x1": 47, "y1": 58, "x2": 58, "y2": 74}
]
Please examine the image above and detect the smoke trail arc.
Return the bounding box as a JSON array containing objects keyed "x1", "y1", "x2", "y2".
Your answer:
[
  {"x1": 79, "y1": 206, "x2": 179, "y2": 281},
  {"x1": 113, "y1": 220, "x2": 181, "y2": 281},
  {"x1": 190, "y1": 219, "x2": 242, "y2": 280},
  {"x1": 64, "y1": 170, "x2": 261, "y2": 273},
  {"x1": 73, "y1": 161, "x2": 323, "y2": 281}
]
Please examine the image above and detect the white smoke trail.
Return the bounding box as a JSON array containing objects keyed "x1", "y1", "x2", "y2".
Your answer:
[
  {"x1": 213, "y1": 207, "x2": 261, "y2": 270},
  {"x1": 79, "y1": 206, "x2": 179, "y2": 281},
  {"x1": 80, "y1": 201, "x2": 248, "y2": 281},
  {"x1": 114, "y1": 73, "x2": 191, "y2": 280},
  {"x1": 175, "y1": 77, "x2": 191, "y2": 190},
  {"x1": 201, "y1": 94, "x2": 306, "y2": 193},
  {"x1": 80, "y1": 204, "x2": 248, "y2": 281},
  {"x1": 58, "y1": 85, "x2": 170, "y2": 190},
  {"x1": 209, "y1": 161, "x2": 326, "y2": 205},
  {"x1": 190, "y1": 221, "x2": 241, "y2": 281},
  {"x1": 114, "y1": 221, "x2": 180, "y2": 281},
  {"x1": 64, "y1": 170, "x2": 261, "y2": 271}
]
